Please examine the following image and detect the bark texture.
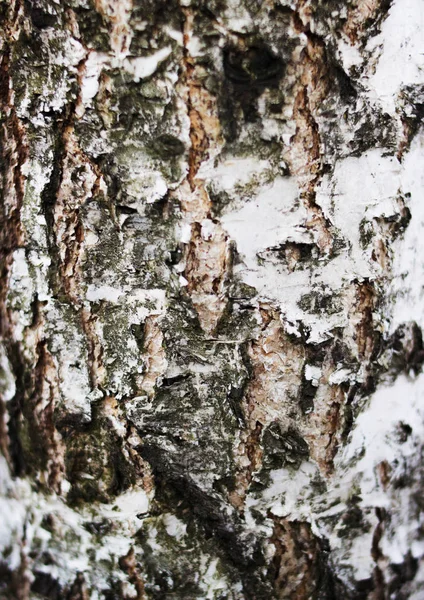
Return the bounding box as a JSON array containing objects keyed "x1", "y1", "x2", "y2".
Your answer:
[{"x1": 1, "y1": 0, "x2": 424, "y2": 598}]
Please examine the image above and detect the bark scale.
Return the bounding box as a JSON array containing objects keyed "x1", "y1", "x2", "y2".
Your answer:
[{"x1": 1, "y1": 0, "x2": 424, "y2": 598}]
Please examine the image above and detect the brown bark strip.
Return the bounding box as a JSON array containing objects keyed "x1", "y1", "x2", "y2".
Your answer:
[
  {"x1": 136, "y1": 315, "x2": 166, "y2": 397},
  {"x1": 93, "y1": 0, "x2": 133, "y2": 58},
  {"x1": 0, "y1": 1, "x2": 28, "y2": 478},
  {"x1": 231, "y1": 310, "x2": 306, "y2": 508},
  {"x1": 0, "y1": 5, "x2": 33, "y2": 595},
  {"x1": 67, "y1": 573, "x2": 90, "y2": 600},
  {"x1": 119, "y1": 546, "x2": 147, "y2": 600},
  {"x1": 344, "y1": 0, "x2": 392, "y2": 43},
  {"x1": 27, "y1": 338, "x2": 65, "y2": 491},
  {"x1": 370, "y1": 507, "x2": 387, "y2": 600},
  {"x1": 286, "y1": 28, "x2": 333, "y2": 253},
  {"x1": 353, "y1": 280, "x2": 377, "y2": 361},
  {"x1": 41, "y1": 55, "x2": 107, "y2": 392},
  {"x1": 268, "y1": 517, "x2": 324, "y2": 599},
  {"x1": 175, "y1": 6, "x2": 231, "y2": 334}
]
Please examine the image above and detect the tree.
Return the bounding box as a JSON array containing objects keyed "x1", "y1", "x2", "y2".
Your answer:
[{"x1": 1, "y1": 0, "x2": 424, "y2": 597}]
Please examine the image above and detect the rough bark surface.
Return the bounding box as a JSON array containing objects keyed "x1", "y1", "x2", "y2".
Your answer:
[{"x1": 1, "y1": 0, "x2": 424, "y2": 598}]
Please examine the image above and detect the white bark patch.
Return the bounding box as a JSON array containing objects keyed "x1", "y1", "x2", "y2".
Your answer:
[
  {"x1": 123, "y1": 46, "x2": 172, "y2": 82},
  {"x1": 391, "y1": 132, "x2": 424, "y2": 329},
  {"x1": 80, "y1": 52, "x2": 109, "y2": 107},
  {"x1": 366, "y1": 0, "x2": 424, "y2": 115}
]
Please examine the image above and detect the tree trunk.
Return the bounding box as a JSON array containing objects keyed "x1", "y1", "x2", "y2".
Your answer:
[{"x1": 1, "y1": 0, "x2": 424, "y2": 598}]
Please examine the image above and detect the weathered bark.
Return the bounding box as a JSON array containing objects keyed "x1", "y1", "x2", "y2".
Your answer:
[{"x1": 1, "y1": 0, "x2": 424, "y2": 598}]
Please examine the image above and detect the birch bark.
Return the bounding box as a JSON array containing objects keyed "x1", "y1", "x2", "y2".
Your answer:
[{"x1": 1, "y1": 0, "x2": 424, "y2": 598}]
